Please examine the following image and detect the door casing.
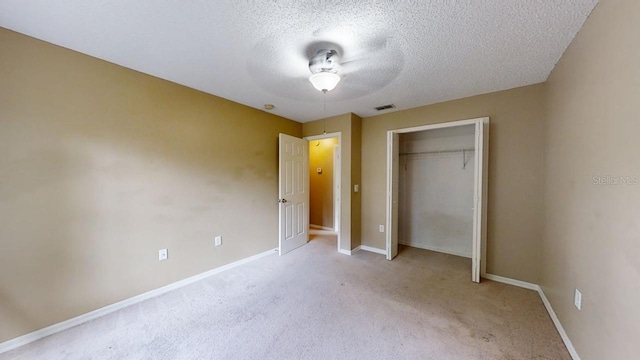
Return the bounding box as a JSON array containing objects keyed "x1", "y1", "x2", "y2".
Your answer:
[{"x1": 385, "y1": 117, "x2": 490, "y2": 282}]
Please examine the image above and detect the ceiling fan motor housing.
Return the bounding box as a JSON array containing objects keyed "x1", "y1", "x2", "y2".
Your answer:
[{"x1": 309, "y1": 49, "x2": 340, "y2": 74}]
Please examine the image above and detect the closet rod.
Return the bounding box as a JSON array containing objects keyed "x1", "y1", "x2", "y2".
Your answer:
[{"x1": 399, "y1": 148, "x2": 475, "y2": 156}]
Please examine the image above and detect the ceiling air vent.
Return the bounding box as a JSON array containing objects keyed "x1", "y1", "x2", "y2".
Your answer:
[{"x1": 374, "y1": 104, "x2": 396, "y2": 111}]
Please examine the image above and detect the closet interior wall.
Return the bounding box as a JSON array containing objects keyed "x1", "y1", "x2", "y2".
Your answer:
[{"x1": 398, "y1": 125, "x2": 475, "y2": 258}]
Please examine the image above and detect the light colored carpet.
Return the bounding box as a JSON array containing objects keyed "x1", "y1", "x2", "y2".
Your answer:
[{"x1": 2, "y1": 232, "x2": 570, "y2": 359}]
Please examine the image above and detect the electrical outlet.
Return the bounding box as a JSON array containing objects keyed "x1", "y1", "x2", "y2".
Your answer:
[
  {"x1": 215, "y1": 236, "x2": 222, "y2": 247},
  {"x1": 574, "y1": 288, "x2": 582, "y2": 310},
  {"x1": 158, "y1": 248, "x2": 168, "y2": 261},
  {"x1": 379, "y1": 224, "x2": 384, "y2": 233}
]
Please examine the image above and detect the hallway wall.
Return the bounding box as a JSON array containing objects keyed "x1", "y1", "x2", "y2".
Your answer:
[{"x1": 309, "y1": 138, "x2": 338, "y2": 229}]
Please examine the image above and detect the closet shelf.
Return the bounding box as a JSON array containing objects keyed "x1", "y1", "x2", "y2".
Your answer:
[
  {"x1": 400, "y1": 148, "x2": 475, "y2": 169},
  {"x1": 399, "y1": 148, "x2": 475, "y2": 156}
]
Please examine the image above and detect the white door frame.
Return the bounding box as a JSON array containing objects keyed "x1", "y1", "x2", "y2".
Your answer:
[
  {"x1": 305, "y1": 132, "x2": 342, "y2": 254},
  {"x1": 385, "y1": 117, "x2": 489, "y2": 282},
  {"x1": 333, "y1": 144, "x2": 340, "y2": 233}
]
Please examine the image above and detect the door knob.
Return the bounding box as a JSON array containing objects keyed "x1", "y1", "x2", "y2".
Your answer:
[{"x1": 278, "y1": 199, "x2": 288, "y2": 203}]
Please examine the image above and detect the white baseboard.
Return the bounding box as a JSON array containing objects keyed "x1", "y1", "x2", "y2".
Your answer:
[
  {"x1": 1, "y1": 253, "x2": 580, "y2": 360},
  {"x1": 399, "y1": 241, "x2": 471, "y2": 259},
  {"x1": 483, "y1": 273, "x2": 580, "y2": 360},
  {"x1": 0, "y1": 248, "x2": 278, "y2": 355},
  {"x1": 310, "y1": 224, "x2": 335, "y2": 231},
  {"x1": 538, "y1": 287, "x2": 581, "y2": 360},
  {"x1": 482, "y1": 273, "x2": 539, "y2": 291},
  {"x1": 359, "y1": 245, "x2": 387, "y2": 255},
  {"x1": 342, "y1": 245, "x2": 387, "y2": 256}
]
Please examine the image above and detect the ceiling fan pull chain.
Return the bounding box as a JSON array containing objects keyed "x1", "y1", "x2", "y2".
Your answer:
[{"x1": 323, "y1": 91, "x2": 327, "y2": 134}]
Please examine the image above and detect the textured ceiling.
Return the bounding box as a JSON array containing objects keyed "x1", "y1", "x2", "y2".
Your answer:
[{"x1": 0, "y1": 0, "x2": 598, "y2": 122}]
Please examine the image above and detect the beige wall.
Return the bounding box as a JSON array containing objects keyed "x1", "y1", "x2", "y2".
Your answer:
[
  {"x1": 0, "y1": 28, "x2": 301, "y2": 342},
  {"x1": 4, "y1": 1, "x2": 638, "y2": 355},
  {"x1": 309, "y1": 137, "x2": 338, "y2": 228},
  {"x1": 361, "y1": 84, "x2": 546, "y2": 283},
  {"x1": 542, "y1": 0, "x2": 640, "y2": 358}
]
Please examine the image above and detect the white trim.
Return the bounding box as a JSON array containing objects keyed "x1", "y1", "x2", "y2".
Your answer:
[
  {"x1": 484, "y1": 274, "x2": 581, "y2": 360},
  {"x1": 0, "y1": 248, "x2": 278, "y2": 355},
  {"x1": 359, "y1": 245, "x2": 387, "y2": 255},
  {"x1": 385, "y1": 117, "x2": 489, "y2": 282},
  {"x1": 309, "y1": 224, "x2": 335, "y2": 231},
  {"x1": 338, "y1": 246, "x2": 365, "y2": 256},
  {"x1": 479, "y1": 120, "x2": 490, "y2": 277},
  {"x1": 538, "y1": 287, "x2": 581, "y2": 360},
  {"x1": 385, "y1": 131, "x2": 399, "y2": 260},
  {"x1": 399, "y1": 242, "x2": 471, "y2": 259},
  {"x1": 482, "y1": 273, "x2": 538, "y2": 291},
  {"x1": 305, "y1": 132, "x2": 341, "y2": 141},
  {"x1": 333, "y1": 144, "x2": 340, "y2": 234},
  {"x1": 392, "y1": 117, "x2": 487, "y2": 134}
]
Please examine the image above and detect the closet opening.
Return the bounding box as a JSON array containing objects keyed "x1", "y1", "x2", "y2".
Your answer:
[
  {"x1": 399, "y1": 124, "x2": 475, "y2": 258},
  {"x1": 386, "y1": 118, "x2": 489, "y2": 282}
]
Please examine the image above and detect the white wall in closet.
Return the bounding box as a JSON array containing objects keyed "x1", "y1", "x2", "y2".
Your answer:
[{"x1": 398, "y1": 125, "x2": 475, "y2": 258}]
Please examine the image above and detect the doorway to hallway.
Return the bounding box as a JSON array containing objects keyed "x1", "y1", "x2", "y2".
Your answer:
[{"x1": 306, "y1": 133, "x2": 341, "y2": 252}]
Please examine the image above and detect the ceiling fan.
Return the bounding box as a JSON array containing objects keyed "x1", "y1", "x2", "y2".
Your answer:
[
  {"x1": 245, "y1": 27, "x2": 403, "y2": 102},
  {"x1": 308, "y1": 49, "x2": 341, "y2": 92},
  {"x1": 302, "y1": 37, "x2": 403, "y2": 97}
]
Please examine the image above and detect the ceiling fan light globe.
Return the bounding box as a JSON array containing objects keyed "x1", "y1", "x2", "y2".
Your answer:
[{"x1": 309, "y1": 72, "x2": 341, "y2": 92}]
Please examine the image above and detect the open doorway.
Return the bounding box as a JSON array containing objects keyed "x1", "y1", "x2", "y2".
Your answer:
[
  {"x1": 309, "y1": 137, "x2": 338, "y2": 231},
  {"x1": 306, "y1": 133, "x2": 341, "y2": 252},
  {"x1": 386, "y1": 117, "x2": 489, "y2": 282}
]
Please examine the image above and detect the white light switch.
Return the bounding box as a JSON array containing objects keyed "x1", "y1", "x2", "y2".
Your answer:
[
  {"x1": 379, "y1": 225, "x2": 384, "y2": 233},
  {"x1": 574, "y1": 289, "x2": 582, "y2": 310},
  {"x1": 159, "y1": 248, "x2": 168, "y2": 261},
  {"x1": 354, "y1": 184, "x2": 359, "y2": 192},
  {"x1": 215, "y1": 236, "x2": 222, "y2": 247}
]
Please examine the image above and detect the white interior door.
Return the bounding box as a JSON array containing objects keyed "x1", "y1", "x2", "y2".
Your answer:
[
  {"x1": 279, "y1": 134, "x2": 309, "y2": 255},
  {"x1": 386, "y1": 132, "x2": 400, "y2": 260}
]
